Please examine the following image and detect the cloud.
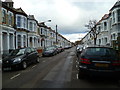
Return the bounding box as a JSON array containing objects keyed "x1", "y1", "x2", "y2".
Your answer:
[
  {"x1": 2, "y1": 0, "x2": 117, "y2": 42},
  {"x1": 63, "y1": 33, "x2": 87, "y2": 42}
]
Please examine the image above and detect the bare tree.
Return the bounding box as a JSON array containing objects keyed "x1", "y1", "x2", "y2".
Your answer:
[{"x1": 85, "y1": 20, "x2": 99, "y2": 45}]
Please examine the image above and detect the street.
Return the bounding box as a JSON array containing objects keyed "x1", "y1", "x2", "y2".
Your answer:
[{"x1": 2, "y1": 47, "x2": 120, "y2": 88}]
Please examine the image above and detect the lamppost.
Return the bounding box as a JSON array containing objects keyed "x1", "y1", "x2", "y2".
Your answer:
[
  {"x1": 40, "y1": 20, "x2": 51, "y2": 24},
  {"x1": 56, "y1": 25, "x2": 58, "y2": 45}
]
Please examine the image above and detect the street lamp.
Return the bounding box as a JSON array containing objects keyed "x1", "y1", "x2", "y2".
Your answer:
[
  {"x1": 40, "y1": 20, "x2": 51, "y2": 24},
  {"x1": 56, "y1": 25, "x2": 58, "y2": 45}
]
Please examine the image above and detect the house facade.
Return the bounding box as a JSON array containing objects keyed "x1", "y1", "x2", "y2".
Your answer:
[
  {"x1": 1, "y1": 0, "x2": 15, "y2": 55},
  {"x1": 0, "y1": 0, "x2": 72, "y2": 56},
  {"x1": 81, "y1": 0, "x2": 120, "y2": 51},
  {"x1": 0, "y1": 0, "x2": 2, "y2": 60},
  {"x1": 15, "y1": 8, "x2": 28, "y2": 49}
]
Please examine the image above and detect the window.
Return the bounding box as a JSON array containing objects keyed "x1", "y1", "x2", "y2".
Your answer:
[
  {"x1": 23, "y1": 18, "x2": 26, "y2": 29},
  {"x1": 117, "y1": 9, "x2": 120, "y2": 22},
  {"x1": 23, "y1": 36, "x2": 26, "y2": 47},
  {"x1": 113, "y1": 12, "x2": 115, "y2": 23},
  {"x1": 41, "y1": 28, "x2": 43, "y2": 34},
  {"x1": 10, "y1": 49, "x2": 25, "y2": 56},
  {"x1": 2, "y1": 9, "x2": 6, "y2": 23},
  {"x1": 85, "y1": 48, "x2": 116, "y2": 56},
  {"x1": 53, "y1": 33, "x2": 55, "y2": 37},
  {"x1": 104, "y1": 22, "x2": 107, "y2": 30},
  {"x1": 110, "y1": 18, "x2": 112, "y2": 28},
  {"x1": 98, "y1": 26, "x2": 101, "y2": 33},
  {"x1": 105, "y1": 38, "x2": 107, "y2": 43},
  {"x1": 17, "y1": 16, "x2": 21, "y2": 27},
  {"x1": 31, "y1": 48, "x2": 36, "y2": 52},
  {"x1": 17, "y1": 35, "x2": 21, "y2": 48},
  {"x1": 113, "y1": 34, "x2": 116, "y2": 40},
  {"x1": 101, "y1": 23, "x2": 103, "y2": 31},
  {"x1": 41, "y1": 40, "x2": 43, "y2": 46},
  {"x1": 99, "y1": 39, "x2": 101, "y2": 45},
  {"x1": 29, "y1": 22, "x2": 33, "y2": 30},
  {"x1": 34, "y1": 23, "x2": 36, "y2": 31},
  {"x1": 26, "y1": 48, "x2": 31, "y2": 53},
  {"x1": 50, "y1": 33, "x2": 52, "y2": 37},
  {"x1": 8, "y1": 13, "x2": 12, "y2": 25}
]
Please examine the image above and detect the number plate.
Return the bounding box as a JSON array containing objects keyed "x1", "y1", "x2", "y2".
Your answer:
[{"x1": 95, "y1": 63, "x2": 109, "y2": 67}]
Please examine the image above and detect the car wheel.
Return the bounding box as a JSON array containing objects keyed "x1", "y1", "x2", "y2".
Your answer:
[
  {"x1": 22, "y1": 61, "x2": 27, "y2": 69},
  {"x1": 36, "y1": 57, "x2": 40, "y2": 63}
]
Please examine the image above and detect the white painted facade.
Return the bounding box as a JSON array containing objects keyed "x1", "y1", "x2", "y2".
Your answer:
[
  {"x1": 81, "y1": 1, "x2": 120, "y2": 50},
  {"x1": 0, "y1": 0, "x2": 72, "y2": 56},
  {"x1": 1, "y1": 6, "x2": 15, "y2": 55}
]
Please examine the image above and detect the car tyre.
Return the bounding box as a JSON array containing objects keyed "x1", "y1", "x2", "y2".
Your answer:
[
  {"x1": 22, "y1": 61, "x2": 27, "y2": 69},
  {"x1": 36, "y1": 57, "x2": 40, "y2": 63}
]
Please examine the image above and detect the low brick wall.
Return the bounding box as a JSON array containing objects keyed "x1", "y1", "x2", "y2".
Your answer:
[{"x1": 37, "y1": 48, "x2": 43, "y2": 57}]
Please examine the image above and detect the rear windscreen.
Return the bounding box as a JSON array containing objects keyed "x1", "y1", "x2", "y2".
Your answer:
[{"x1": 84, "y1": 48, "x2": 116, "y2": 56}]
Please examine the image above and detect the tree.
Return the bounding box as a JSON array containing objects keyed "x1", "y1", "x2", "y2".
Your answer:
[{"x1": 85, "y1": 20, "x2": 99, "y2": 45}]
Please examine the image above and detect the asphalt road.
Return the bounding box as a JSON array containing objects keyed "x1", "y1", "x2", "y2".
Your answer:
[{"x1": 2, "y1": 47, "x2": 120, "y2": 88}]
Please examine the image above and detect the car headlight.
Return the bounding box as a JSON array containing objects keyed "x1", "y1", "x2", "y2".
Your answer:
[{"x1": 13, "y1": 58, "x2": 21, "y2": 63}]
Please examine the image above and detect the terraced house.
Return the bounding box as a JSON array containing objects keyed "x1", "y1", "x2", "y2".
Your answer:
[
  {"x1": 81, "y1": 0, "x2": 120, "y2": 52},
  {"x1": 1, "y1": 0, "x2": 15, "y2": 55},
  {"x1": 0, "y1": 0, "x2": 72, "y2": 56}
]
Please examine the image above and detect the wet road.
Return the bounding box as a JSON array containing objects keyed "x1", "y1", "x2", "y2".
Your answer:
[{"x1": 2, "y1": 47, "x2": 120, "y2": 88}]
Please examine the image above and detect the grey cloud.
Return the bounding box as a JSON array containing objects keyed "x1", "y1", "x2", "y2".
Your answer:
[{"x1": 12, "y1": 0, "x2": 116, "y2": 42}]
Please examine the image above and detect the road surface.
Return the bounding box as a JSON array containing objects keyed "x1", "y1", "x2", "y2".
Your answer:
[{"x1": 2, "y1": 47, "x2": 120, "y2": 88}]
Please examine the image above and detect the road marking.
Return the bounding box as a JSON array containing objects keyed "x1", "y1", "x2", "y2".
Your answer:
[
  {"x1": 77, "y1": 74, "x2": 79, "y2": 79},
  {"x1": 32, "y1": 65, "x2": 37, "y2": 69},
  {"x1": 10, "y1": 73, "x2": 21, "y2": 80}
]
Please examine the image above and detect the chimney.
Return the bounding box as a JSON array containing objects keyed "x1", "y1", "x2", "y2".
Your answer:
[{"x1": 3, "y1": 0, "x2": 14, "y2": 8}]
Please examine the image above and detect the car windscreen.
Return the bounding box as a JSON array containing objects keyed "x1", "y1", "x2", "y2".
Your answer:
[
  {"x1": 84, "y1": 47, "x2": 116, "y2": 56},
  {"x1": 10, "y1": 49, "x2": 26, "y2": 56}
]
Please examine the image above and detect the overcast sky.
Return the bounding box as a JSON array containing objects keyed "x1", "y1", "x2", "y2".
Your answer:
[{"x1": 3, "y1": 0, "x2": 117, "y2": 42}]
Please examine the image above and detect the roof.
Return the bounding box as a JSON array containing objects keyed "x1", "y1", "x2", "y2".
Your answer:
[
  {"x1": 15, "y1": 8, "x2": 27, "y2": 16},
  {"x1": 4, "y1": 0, "x2": 13, "y2": 2},
  {"x1": 110, "y1": 0, "x2": 120, "y2": 11},
  {"x1": 102, "y1": 14, "x2": 109, "y2": 20},
  {"x1": 96, "y1": 14, "x2": 109, "y2": 25},
  {"x1": 28, "y1": 15, "x2": 35, "y2": 20}
]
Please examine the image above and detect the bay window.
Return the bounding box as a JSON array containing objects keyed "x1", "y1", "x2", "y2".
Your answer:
[{"x1": 17, "y1": 16, "x2": 21, "y2": 27}]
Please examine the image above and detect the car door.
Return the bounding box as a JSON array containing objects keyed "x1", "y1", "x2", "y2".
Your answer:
[
  {"x1": 30, "y1": 48, "x2": 38, "y2": 62},
  {"x1": 25, "y1": 48, "x2": 33, "y2": 64}
]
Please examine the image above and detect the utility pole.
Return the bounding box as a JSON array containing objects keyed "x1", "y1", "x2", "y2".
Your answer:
[{"x1": 56, "y1": 25, "x2": 58, "y2": 45}]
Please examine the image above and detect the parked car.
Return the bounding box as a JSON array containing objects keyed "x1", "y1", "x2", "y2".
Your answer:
[
  {"x1": 78, "y1": 46, "x2": 120, "y2": 79},
  {"x1": 2, "y1": 47, "x2": 40, "y2": 71},
  {"x1": 42, "y1": 46, "x2": 58, "y2": 57},
  {"x1": 57, "y1": 46, "x2": 64, "y2": 53},
  {"x1": 64, "y1": 45, "x2": 71, "y2": 49},
  {"x1": 76, "y1": 45, "x2": 83, "y2": 57}
]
